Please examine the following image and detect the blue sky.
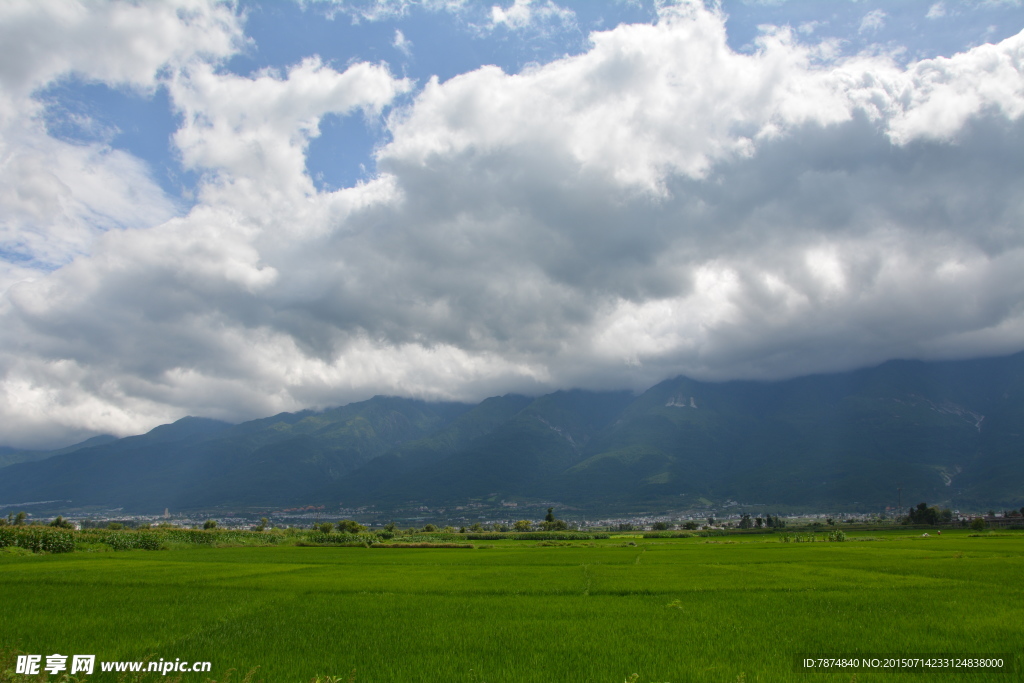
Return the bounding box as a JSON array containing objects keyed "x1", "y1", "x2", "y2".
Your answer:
[{"x1": 1, "y1": 0, "x2": 1023, "y2": 446}]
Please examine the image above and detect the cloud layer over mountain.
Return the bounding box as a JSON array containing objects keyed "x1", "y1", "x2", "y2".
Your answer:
[{"x1": 2, "y1": 0, "x2": 1023, "y2": 446}]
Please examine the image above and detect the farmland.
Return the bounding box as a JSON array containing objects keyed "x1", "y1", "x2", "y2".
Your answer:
[{"x1": 1, "y1": 530, "x2": 1022, "y2": 683}]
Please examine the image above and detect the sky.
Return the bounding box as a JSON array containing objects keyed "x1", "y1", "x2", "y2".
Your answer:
[{"x1": 1, "y1": 0, "x2": 1023, "y2": 448}]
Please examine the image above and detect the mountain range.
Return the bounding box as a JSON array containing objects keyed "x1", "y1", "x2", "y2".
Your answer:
[{"x1": 1, "y1": 353, "x2": 1022, "y2": 514}]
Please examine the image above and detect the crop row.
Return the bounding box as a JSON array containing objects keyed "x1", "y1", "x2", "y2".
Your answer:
[{"x1": 0, "y1": 527, "x2": 75, "y2": 553}]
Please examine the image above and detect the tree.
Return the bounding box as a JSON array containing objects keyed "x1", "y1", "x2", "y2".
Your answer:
[
  {"x1": 470, "y1": 522, "x2": 484, "y2": 532},
  {"x1": 317, "y1": 522, "x2": 334, "y2": 534},
  {"x1": 49, "y1": 516, "x2": 73, "y2": 529},
  {"x1": 652, "y1": 522, "x2": 669, "y2": 531},
  {"x1": 420, "y1": 524, "x2": 437, "y2": 533},
  {"x1": 682, "y1": 521, "x2": 698, "y2": 530},
  {"x1": 108, "y1": 522, "x2": 124, "y2": 530},
  {"x1": 337, "y1": 519, "x2": 367, "y2": 533},
  {"x1": 14, "y1": 512, "x2": 27, "y2": 526},
  {"x1": 540, "y1": 508, "x2": 568, "y2": 531},
  {"x1": 203, "y1": 519, "x2": 217, "y2": 530},
  {"x1": 253, "y1": 517, "x2": 269, "y2": 531},
  {"x1": 970, "y1": 517, "x2": 987, "y2": 531},
  {"x1": 905, "y1": 502, "x2": 950, "y2": 526},
  {"x1": 754, "y1": 517, "x2": 764, "y2": 529},
  {"x1": 513, "y1": 519, "x2": 532, "y2": 532},
  {"x1": 738, "y1": 514, "x2": 752, "y2": 529},
  {"x1": 383, "y1": 521, "x2": 397, "y2": 533}
]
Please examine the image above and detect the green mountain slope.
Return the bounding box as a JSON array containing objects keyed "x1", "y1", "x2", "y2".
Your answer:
[
  {"x1": 333, "y1": 394, "x2": 534, "y2": 499},
  {"x1": 375, "y1": 390, "x2": 635, "y2": 504},
  {"x1": 1, "y1": 355, "x2": 1022, "y2": 512},
  {"x1": 0, "y1": 398, "x2": 470, "y2": 510},
  {"x1": 0, "y1": 434, "x2": 118, "y2": 470}
]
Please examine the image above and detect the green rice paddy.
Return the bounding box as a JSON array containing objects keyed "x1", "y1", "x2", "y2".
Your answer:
[{"x1": 1, "y1": 530, "x2": 1021, "y2": 682}]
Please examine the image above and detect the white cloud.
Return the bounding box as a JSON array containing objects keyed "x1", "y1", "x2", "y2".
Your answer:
[
  {"x1": 2, "y1": 2, "x2": 1024, "y2": 447},
  {"x1": 927, "y1": 2, "x2": 947, "y2": 19},
  {"x1": 489, "y1": 0, "x2": 576, "y2": 32},
  {"x1": 0, "y1": 0, "x2": 242, "y2": 97},
  {"x1": 301, "y1": 0, "x2": 468, "y2": 23},
  {"x1": 393, "y1": 28, "x2": 413, "y2": 55},
  {"x1": 0, "y1": 0, "x2": 244, "y2": 290},
  {"x1": 168, "y1": 57, "x2": 411, "y2": 205},
  {"x1": 859, "y1": 9, "x2": 887, "y2": 34},
  {"x1": 797, "y1": 20, "x2": 825, "y2": 35}
]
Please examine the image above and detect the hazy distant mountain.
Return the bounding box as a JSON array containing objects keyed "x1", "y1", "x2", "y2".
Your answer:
[
  {"x1": 0, "y1": 434, "x2": 118, "y2": 470},
  {"x1": 1, "y1": 354, "x2": 1022, "y2": 513}
]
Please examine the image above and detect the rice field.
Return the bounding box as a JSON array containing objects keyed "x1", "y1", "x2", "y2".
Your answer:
[{"x1": 1, "y1": 530, "x2": 1021, "y2": 682}]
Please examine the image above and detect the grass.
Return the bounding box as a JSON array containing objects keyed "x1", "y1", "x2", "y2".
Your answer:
[{"x1": 1, "y1": 530, "x2": 1021, "y2": 682}]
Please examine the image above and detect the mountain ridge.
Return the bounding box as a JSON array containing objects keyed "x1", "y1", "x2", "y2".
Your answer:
[{"x1": 1, "y1": 354, "x2": 1022, "y2": 513}]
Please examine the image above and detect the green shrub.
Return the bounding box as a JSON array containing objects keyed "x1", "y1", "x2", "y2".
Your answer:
[
  {"x1": 305, "y1": 531, "x2": 377, "y2": 546},
  {"x1": 49, "y1": 515, "x2": 74, "y2": 529},
  {"x1": 642, "y1": 531, "x2": 693, "y2": 539},
  {"x1": 136, "y1": 532, "x2": 162, "y2": 550},
  {"x1": 0, "y1": 527, "x2": 74, "y2": 553},
  {"x1": 463, "y1": 532, "x2": 608, "y2": 541},
  {"x1": 105, "y1": 531, "x2": 138, "y2": 551},
  {"x1": 337, "y1": 520, "x2": 367, "y2": 533},
  {"x1": 372, "y1": 542, "x2": 474, "y2": 548}
]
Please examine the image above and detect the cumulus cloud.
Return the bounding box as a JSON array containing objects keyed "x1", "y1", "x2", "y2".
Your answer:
[
  {"x1": 0, "y1": 0, "x2": 243, "y2": 290},
  {"x1": 169, "y1": 57, "x2": 411, "y2": 205},
  {"x1": 2, "y1": 1, "x2": 1024, "y2": 446}
]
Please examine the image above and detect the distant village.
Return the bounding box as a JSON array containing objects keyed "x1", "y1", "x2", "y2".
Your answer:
[{"x1": 5, "y1": 499, "x2": 1021, "y2": 532}]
